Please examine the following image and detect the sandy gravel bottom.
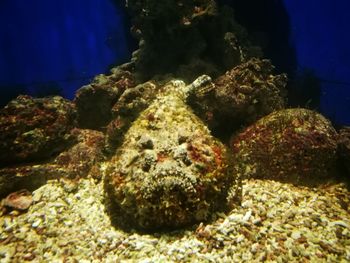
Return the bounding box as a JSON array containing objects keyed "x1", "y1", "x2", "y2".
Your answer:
[{"x1": 1, "y1": 177, "x2": 349, "y2": 262}]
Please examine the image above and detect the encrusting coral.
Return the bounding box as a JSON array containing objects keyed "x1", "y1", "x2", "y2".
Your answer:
[
  {"x1": 126, "y1": 0, "x2": 261, "y2": 82},
  {"x1": 188, "y1": 58, "x2": 287, "y2": 137},
  {"x1": 0, "y1": 95, "x2": 76, "y2": 166},
  {"x1": 0, "y1": 128, "x2": 106, "y2": 197},
  {"x1": 230, "y1": 108, "x2": 339, "y2": 186}
]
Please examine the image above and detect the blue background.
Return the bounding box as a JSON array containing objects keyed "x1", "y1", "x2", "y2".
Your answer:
[
  {"x1": 283, "y1": 0, "x2": 350, "y2": 125},
  {"x1": 0, "y1": 0, "x2": 131, "y2": 100},
  {"x1": 0, "y1": 0, "x2": 349, "y2": 125}
]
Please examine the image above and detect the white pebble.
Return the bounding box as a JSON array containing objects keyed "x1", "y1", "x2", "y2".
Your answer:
[
  {"x1": 291, "y1": 230, "x2": 301, "y2": 240},
  {"x1": 243, "y1": 210, "x2": 252, "y2": 222},
  {"x1": 63, "y1": 220, "x2": 73, "y2": 227},
  {"x1": 32, "y1": 218, "x2": 42, "y2": 228},
  {"x1": 236, "y1": 234, "x2": 245, "y2": 243},
  {"x1": 330, "y1": 220, "x2": 348, "y2": 228}
]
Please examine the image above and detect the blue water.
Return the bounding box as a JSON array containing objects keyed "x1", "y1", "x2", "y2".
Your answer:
[
  {"x1": 0, "y1": 0, "x2": 131, "y2": 101},
  {"x1": 283, "y1": 0, "x2": 350, "y2": 125},
  {"x1": 0, "y1": 0, "x2": 349, "y2": 125}
]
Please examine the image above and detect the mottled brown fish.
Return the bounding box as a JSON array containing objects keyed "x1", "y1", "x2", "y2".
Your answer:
[{"x1": 104, "y1": 76, "x2": 241, "y2": 230}]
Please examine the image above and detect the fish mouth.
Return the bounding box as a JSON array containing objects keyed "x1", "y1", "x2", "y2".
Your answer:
[{"x1": 140, "y1": 160, "x2": 198, "y2": 202}]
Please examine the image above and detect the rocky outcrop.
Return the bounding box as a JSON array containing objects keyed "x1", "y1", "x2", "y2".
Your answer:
[
  {"x1": 74, "y1": 68, "x2": 135, "y2": 130},
  {"x1": 337, "y1": 127, "x2": 350, "y2": 176},
  {"x1": 0, "y1": 129, "x2": 106, "y2": 197},
  {"x1": 188, "y1": 58, "x2": 287, "y2": 137},
  {"x1": 230, "y1": 108, "x2": 338, "y2": 186},
  {"x1": 0, "y1": 95, "x2": 76, "y2": 166},
  {"x1": 125, "y1": 0, "x2": 261, "y2": 82}
]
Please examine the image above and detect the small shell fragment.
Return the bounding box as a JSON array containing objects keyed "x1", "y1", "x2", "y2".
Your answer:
[{"x1": 3, "y1": 189, "x2": 33, "y2": 210}]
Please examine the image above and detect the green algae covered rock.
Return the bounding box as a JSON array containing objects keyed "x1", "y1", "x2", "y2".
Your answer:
[
  {"x1": 230, "y1": 108, "x2": 338, "y2": 186},
  {"x1": 104, "y1": 76, "x2": 241, "y2": 230}
]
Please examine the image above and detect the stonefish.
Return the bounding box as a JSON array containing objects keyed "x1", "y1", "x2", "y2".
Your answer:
[{"x1": 104, "y1": 76, "x2": 241, "y2": 230}]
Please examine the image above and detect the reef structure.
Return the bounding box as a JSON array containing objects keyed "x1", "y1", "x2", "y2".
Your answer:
[
  {"x1": 0, "y1": 95, "x2": 76, "y2": 167},
  {"x1": 337, "y1": 127, "x2": 350, "y2": 176},
  {"x1": 188, "y1": 58, "x2": 287, "y2": 136},
  {"x1": 230, "y1": 108, "x2": 339, "y2": 186},
  {"x1": 104, "y1": 76, "x2": 241, "y2": 230},
  {"x1": 125, "y1": 0, "x2": 261, "y2": 82}
]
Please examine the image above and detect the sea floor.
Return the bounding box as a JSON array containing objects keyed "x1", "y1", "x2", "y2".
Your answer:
[{"x1": 1, "y1": 177, "x2": 349, "y2": 262}]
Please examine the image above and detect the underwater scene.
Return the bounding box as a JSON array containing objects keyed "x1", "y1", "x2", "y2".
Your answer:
[{"x1": 0, "y1": 0, "x2": 349, "y2": 262}]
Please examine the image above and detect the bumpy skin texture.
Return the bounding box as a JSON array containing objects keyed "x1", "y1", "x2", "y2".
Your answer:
[
  {"x1": 188, "y1": 58, "x2": 287, "y2": 135},
  {"x1": 104, "y1": 79, "x2": 241, "y2": 230},
  {"x1": 230, "y1": 108, "x2": 338, "y2": 186},
  {"x1": 105, "y1": 81, "x2": 159, "y2": 152},
  {"x1": 0, "y1": 95, "x2": 76, "y2": 166}
]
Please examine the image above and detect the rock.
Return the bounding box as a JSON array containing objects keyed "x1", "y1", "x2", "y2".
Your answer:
[
  {"x1": 74, "y1": 68, "x2": 135, "y2": 130},
  {"x1": 188, "y1": 58, "x2": 287, "y2": 137},
  {"x1": 0, "y1": 129, "x2": 106, "y2": 197},
  {"x1": 126, "y1": 0, "x2": 260, "y2": 82},
  {"x1": 105, "y1": 81, "x2": 158, "y2": 152},
  {"x1": 2, "y1": 189, "x2": 33, "y2": 210},
  {"x1": 230, "y1": 108, "x2": 338, "y2": 186},
  {"x1": 0, "y1": 95, "x2": 77, "y2": 166},
  {"x1": 0, "y1": 164, "x2": 67, "y2": 198},
  {"x1": 337, "y1": 127, "x2": 350, "y2": 176},
  {"x1": 54, "y1": 128, "x2": 106, "y2": 179},
  {"x1": 104, "y1": 77, "x2": 241, "y2": 230}
]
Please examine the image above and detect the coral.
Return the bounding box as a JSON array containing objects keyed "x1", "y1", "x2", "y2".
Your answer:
[
  {"x1": 230, "y1": 108, "x2": 338, "y2": 186},
  {"x1": 188, "y1": 58, "x2": 287, "y2": 137},
  {"x1": 74, "y1": 68, "x2": 135, "y2": 130},
  {"x1": 126, "y1": 0, "x2": 260, "y2": 82},
  {"x1": 104, "y1": 77, "x2": 241, "y2": 230},
  {"x1": 0, "y1": 95, "x2": 76, "y2": 166}
]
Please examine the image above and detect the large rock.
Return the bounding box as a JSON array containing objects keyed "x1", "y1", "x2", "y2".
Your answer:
[
  {"x1": 230, "y1": 108, "x2": 338, "y2": 186},
  {"x1": 0, "y1": 95, "x2": 76, "y2": 166},
  {"x1": 74, "y1": 68, "x2": 135, "y2": 130},
  {"x1": 188, "y1": 58, "x2": 287, "y2": 137},
  {"x1": 104, "y1": 77, "x2": 241, "y2": 230},
  {"x1": 337, "y1": 127, "x2": 350, "y2": 176},
  {"x1": 126, "y1": 0, "x2": 261, "y2": 82},
  {"x1": 54, "y1": 128, "x2": 106, "y2": 179},
  {"x1": 0, "y1": 129, "x2": 106, "y2": 197}
]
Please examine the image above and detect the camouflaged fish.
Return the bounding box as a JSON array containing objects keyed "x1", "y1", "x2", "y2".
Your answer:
[{"x1": 104, "y1": 76, "x2": 241, "y2": 230}]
